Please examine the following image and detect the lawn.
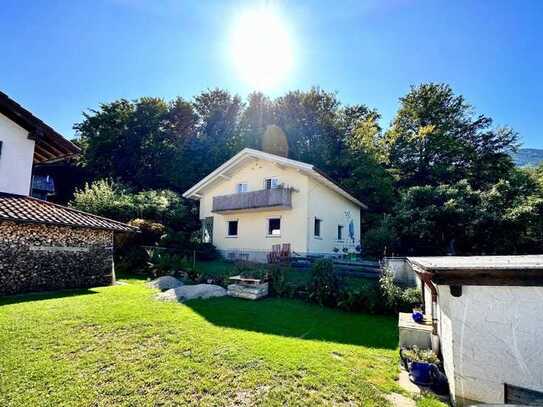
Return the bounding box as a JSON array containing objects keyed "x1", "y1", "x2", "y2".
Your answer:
[{"x1": 1, "y1": 278, "x2": 417, "y2": 406}]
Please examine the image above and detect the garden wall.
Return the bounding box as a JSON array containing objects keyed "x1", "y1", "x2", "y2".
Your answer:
[{"x1": 0, "y1": 221, "x2": 114, "y2": 295}]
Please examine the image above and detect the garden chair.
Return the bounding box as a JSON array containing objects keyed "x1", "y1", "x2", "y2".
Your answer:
[
  {"x1": 279, "y1": 243, "x2": 291, "y2": 263},
  {"x1": 267, "y1": 244, "x2": 281, "y2": 264}
]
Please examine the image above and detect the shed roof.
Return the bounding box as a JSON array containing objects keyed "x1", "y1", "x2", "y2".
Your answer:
[
  {"x1": 0, "y1": 192, "x2": 135, "y2": 232},
  {"x1": 407, "y1": 255, "x2": 543, "y2": 286},
  {"x1": 407, "y1": 255, "x2": 543, "y2": 272}
]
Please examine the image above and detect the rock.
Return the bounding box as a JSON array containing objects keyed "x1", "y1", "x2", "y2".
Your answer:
[
  {"x1": 156, "y1": 284, "x2": 226, "y2": 302},
  {"x1": 148, "y1": 276, "x2": 183, "y2": 291}
]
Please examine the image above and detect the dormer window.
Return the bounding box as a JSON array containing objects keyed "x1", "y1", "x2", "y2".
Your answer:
[{"x1": 264, "y1": 177, "x2": 279, "y2": 190}]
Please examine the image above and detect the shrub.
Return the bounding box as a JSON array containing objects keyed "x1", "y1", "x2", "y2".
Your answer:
[
  {"x1": 147, "y1": 249, "x2": 188, "y2": 278},
  {"x1": 306, "y1": 259, "x2": 342, "y2": 307},
  {"x1": 379, "y1": 267, "x2": 422, "y2": 312},
  {"x1": 267, "y1": 266, "x2": 289, "y2": 297},
  {"x1": 337, "y1": 282, "x2": 383, "y2": 313},
  {"x1": 194, "y1": 242, "x2": 219, "y2": 261}
]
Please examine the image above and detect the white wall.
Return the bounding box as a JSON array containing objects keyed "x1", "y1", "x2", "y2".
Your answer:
[
  {"x1": 437, "y1": 285, "x2": 543, "y2": 405},
  {"x1": 0, "y1": 113, "x2": 35, "y2": 195},
  {"x1": 198, "y1": 159, "x2": 310, "y2": 256},
  {"x1": 306, "y1": 176, "x2": 361, "y2": 254}
]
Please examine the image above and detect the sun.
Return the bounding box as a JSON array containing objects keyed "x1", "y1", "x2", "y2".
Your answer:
[{"x1": 230, "y1": 7, "x2": 294, "y2": 91}]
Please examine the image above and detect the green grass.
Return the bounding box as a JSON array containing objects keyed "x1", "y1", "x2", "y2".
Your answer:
[{"x1": 0, "y1": 279, "x2": 403, "y2": 406}]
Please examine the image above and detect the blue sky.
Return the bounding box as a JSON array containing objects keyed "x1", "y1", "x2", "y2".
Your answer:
[{"x1": 1, "y1": 0, "x2": 542, "y2": 147}]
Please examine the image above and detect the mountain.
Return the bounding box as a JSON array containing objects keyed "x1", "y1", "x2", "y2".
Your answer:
[{"x1": 511, "y1": 148, "x2": 543, "y2": 167}]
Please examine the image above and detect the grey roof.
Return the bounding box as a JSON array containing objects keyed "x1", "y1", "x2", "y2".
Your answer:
[
  {"x1": 0, "y1": 192, "x2": 135, "y2": 232},
  {"x1": 407, "y1": 255, "x2": 543, "y2": 272}
]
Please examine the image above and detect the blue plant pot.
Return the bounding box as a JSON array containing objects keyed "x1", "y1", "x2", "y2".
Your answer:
[
  {"x1": 412, "y1": 311, "x2": 424, "y2": 323},
  {"x1": 409, "y1": 361, "x2": 433, "y2": 385}
]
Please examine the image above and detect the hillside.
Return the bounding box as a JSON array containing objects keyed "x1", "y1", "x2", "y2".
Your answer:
[{"x1": 511, "y1": 148, "x2": 543, "y2": 167}]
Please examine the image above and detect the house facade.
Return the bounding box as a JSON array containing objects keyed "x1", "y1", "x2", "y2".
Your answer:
[
  {"x1": 0, "y1": 91, "x2": 134, "y2": 295},
  {"x1": 183, "y1": 148, "x2": 365, "y2": 262}
]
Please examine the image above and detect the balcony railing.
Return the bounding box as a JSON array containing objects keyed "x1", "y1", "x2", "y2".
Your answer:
[{"x1": 212, "y1": 188, "x2": 293, "y2": 213}]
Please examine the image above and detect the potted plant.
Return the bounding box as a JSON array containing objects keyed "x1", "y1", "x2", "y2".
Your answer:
[
  {"x1": 401, "y1": 346, "x2": 440, "y2": 385},
  {"x1": 412, "y1": 306, "x2": 424, "y2": 323}
]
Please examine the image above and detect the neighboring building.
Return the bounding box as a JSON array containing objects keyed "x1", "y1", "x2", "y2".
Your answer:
[
  {"x1": 0, "y1": 193, "x2": 134, "y2": 295},
  {"x1": 0, "y1": 91, "x2": 134, "y2": 295},
  {"x1": 407, "y1": 255, "x2": 543, "y2": 406},
  {"x1": 183, "y1": 148, "x2": 365, "y2": 262},
  {"x1": 0, "y1": 91, "x2": 80, "y2": 196}
]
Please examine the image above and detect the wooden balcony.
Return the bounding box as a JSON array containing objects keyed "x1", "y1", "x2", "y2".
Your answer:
[{"x1": 212, "y1": 188, "x2": 293, "y2": 213}]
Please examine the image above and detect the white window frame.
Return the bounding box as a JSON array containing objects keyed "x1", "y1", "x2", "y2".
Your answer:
[
  {"x1": 226, "y1": 219, "x2": 239, "y2": 238},
  {"x1": 337, "y1": 224, "x2": 344, "y2": 242},
  {"x1": 236, "y1": 182, "x2": 248, "y2": 193},
  {"x1": 264, "y1": 177, "x2": 279, "y2": 190},
  {"x1": 314, "y1": 217, "x2": 322, "y2": 239},
  {"x1": 266, "y1": 216, "x2": 281, "y2": 237}
]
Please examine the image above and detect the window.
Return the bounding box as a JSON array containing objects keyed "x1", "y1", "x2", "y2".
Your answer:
[
  {"x1": 236, "y1": 183, "x2": 248, "y2": 193},
  {"x1": 314, "y1": 218, "x2": 322, "y2": 238},
  {"x1": 227, "y1": 220, "x2": 238, "y2": 237},
  {"x1": 264, "y1": 177, "x2": 279, "y2": 190},
  {"x1": 337, "y1": 225, "x2": 344, "y2": 241},
  {"x1": 267, "y1": 218, "x2": 281, "y2": 236}
]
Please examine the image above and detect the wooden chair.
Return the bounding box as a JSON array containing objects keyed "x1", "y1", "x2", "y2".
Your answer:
[
  {"x1": 267, "y1": 244, "x2": 281, "y2": 264},
  {"x1": 279, "y1": 243, "x2": 291, "y2": 262}
]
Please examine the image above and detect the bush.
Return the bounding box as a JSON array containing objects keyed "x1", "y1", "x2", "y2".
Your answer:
[
  {"x1": 194, "y1": 242, "x2": 218, "y2": 261},
  {"x1": 379, "y1": 267, "x2": 422, "y2": 312},
  {"x1": 147, "y1": 249, "x2": 188, "y2": 278},
  {"x1": 267, "y1": 266, "x2": 290, "y2": 297},
  {"x1": 337, "y1": 282, "x2": 384, "y2": 313},
  {"x1": 306, "y1": 259, "x2": 342, "y2": 307}
]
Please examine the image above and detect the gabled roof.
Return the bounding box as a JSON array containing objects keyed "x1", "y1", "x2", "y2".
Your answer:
[
  {"x1": 182, "y1": 148, "x2": 366, "y2": 208},
  {"x1": 0, "y1": 192, "x2": 136, "y2": 232},
  {"x1": 0, "y1": 91, "x2": 80, "y2": 163}
]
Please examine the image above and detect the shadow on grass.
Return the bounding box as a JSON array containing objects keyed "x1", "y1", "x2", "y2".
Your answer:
[
  {"x1": 186, "y1": 296, "x2": 398, "y2": 349},
  {"x1": 0, "y1": 288, "x2": 98, "y2": 306}
]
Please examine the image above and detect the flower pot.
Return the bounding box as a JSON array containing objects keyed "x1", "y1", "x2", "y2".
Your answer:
[
  {"x1": 412, "y1": 310, "x2": 424, "y2": 323},
  {"x1": 409, "y1": 361, "x2": 433, "y2": 385}
]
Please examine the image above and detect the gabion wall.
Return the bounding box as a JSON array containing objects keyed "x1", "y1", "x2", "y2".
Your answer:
[{"x1": 0, "y1": 221, "x2": 114, "y2": 295}]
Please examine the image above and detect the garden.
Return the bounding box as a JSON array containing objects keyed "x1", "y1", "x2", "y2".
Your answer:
[{"x1": 0, "y1": 274, "x2": 444, "y2": 406}]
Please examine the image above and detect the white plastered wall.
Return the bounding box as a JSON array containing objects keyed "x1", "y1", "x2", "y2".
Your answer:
[
  {"x1": 437, "y1": 285, "x2": 543, "y2": 406},
  {"x1": 198, "y1": 159, "x2": 309, "y2": 255},
  {"x1": 306, "y1": 176, "x2": 361, "y2": 254},
  {"x1": 0, "y1": 113, "x2": 35, "y2": 195}
]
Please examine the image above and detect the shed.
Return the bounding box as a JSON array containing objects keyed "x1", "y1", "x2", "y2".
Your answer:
[
  {"x1": 407, "y1": 255, "x2": 543, "y2": 406},
  {"x1": 0, "y1": 192, "x2": 135, "y2": 295}
]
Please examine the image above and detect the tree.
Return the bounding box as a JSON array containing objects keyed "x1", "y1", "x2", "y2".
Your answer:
[
  {"x1": 75, "y1": 97, "x2": 197, "y2": 191},
  {"x1": 381, "y1": 83, "x2": 518, "y2": 188}
]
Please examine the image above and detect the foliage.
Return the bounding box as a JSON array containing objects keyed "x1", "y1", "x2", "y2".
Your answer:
[
  {"x1": 72, "y1": 84, "x2": 543, "y2": 258},
  {"x1": 267, "y1": 265, "x2": 290, "y2": 297},
  {"x1": 379, "y1": 268, "x2": 422, "y2": 312},
  {"x1": 306, "y1": 259, "x2": 343, "y2": 307},
  {"x1": 147, "y1": 249, "x2": 188, "y2": 278},
  {"x1": 193, "y1": 242, "x2": 219, "y2": 261},
  {"x1": 402, "y1": 346, "x2": 440, "y2": 364}
]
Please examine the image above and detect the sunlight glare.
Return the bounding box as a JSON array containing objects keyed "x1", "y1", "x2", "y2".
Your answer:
[{"x1": 230, "y1": 7, "x2": 294, "y2": 91}]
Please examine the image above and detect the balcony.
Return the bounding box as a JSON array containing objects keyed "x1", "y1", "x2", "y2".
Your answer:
[{"x1": 212, "y1": 188, "x2": 293, "y2": 213}]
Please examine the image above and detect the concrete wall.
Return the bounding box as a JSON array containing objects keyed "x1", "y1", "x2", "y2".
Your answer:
[
  {"x1": 0, "y1": 113, "x2": 35, "y2": 195},
  {"x1": 0, "y1": 221, "x2": 114, "y2": 295},
  {"x1": 384, "y1": 257, "x2": 418, "y2": 287},
  {"x1": 198, "y1": 159, "x2": 310, "y2": 257},
  {"x1": 437, "y1": 284, "x2": 543, "y2": 406},
  {"x1": 306, "y1": 176, "x2": 361, "y2": 255}
]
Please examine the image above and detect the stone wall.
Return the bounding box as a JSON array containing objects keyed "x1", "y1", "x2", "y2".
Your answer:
[{"x1": 0, "y1": 221, "x2": 114, "y2": 295}]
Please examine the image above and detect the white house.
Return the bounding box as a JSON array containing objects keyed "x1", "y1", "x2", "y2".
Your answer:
[
  {"x1": 0, "y1": 90, "x2": 80, "y2": 195},
  {"x1": 407, "y1": 255, "x2": 543, "y2": 406},
  {"x1": 183, "y1": 148, "x2": 366, "y2": 262}
]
